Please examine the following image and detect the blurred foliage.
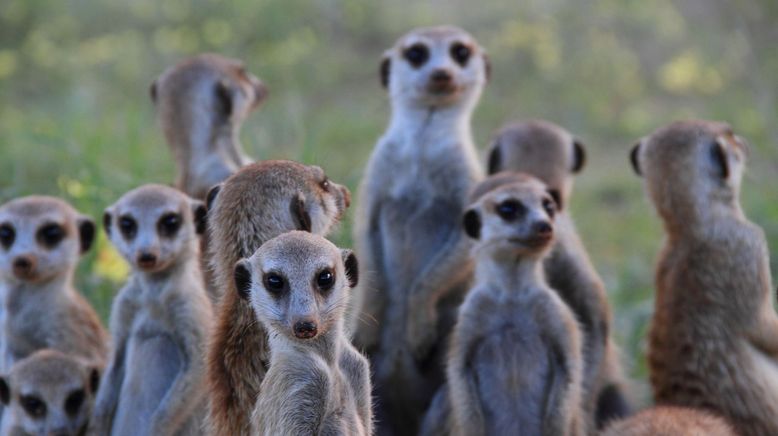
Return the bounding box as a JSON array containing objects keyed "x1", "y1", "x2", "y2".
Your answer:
[{"x1": 1, "y1": 0, "x2": 777, "y2": 405}]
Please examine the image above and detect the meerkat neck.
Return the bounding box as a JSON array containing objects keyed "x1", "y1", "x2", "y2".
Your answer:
[
  {"x1": 477, "y1": 251, "x2": 546, "y2": 293},
  {"x1": 270, "y1": 323, "x2": 343, "y2": 365},
  {"x1": 4, "y1": 274, "x2": 74, "y2": 312},
  {"x1": 662, "y1": 198, "x2": 745, "y2": 241},
  {"x1": 387, "y1": 102, "x2": 474, "y2": 146},
  {"x1": 136, "y1": 244, "x2": 201, "y2": 293}
]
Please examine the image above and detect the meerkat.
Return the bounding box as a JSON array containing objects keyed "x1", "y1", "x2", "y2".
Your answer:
[
  {"x1": 151, "y1": 53, "x2": 268, "y2": 200},
  {"x1": 601, "y1": 406, "x2": 735, "y2": 436},
  {"x1": 486, "y1": 120, "x2": 631, "y2": 427},
  {"x1": 631, "y1": 120, "x2": 778, "y2": 436},
  {"x1": 205, "y1": 160, "x2": 351, "y2": 436},
  {"x1": 0, "y1": 349, "x2": 100, "y2": 436},
  {"x1": 423, "y1": 173, "x2": 584, "y2": 436},
  {"x1": 232, "y1": 231, "x2": 371, "y2": 435},
  {"x1": 350, "y1": 26, "x2": 489, "y2": 434},
  {"x1": 90, "y1": 184, "x2": 213, "y2": 436},
  {"x1": 0, "y1": 196, "x2": 108, "y2": 368}
]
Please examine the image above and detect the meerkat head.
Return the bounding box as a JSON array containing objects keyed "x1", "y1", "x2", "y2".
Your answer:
[
  {"x1": 630, "y1": 120, "x2": 749, "y2": 223},
  {"x1": 103, "y1": 184, "x2": 207, "y2": 274},
  {"x1": 0, "y1": 196, "x2": 95, "y2": 285},
  {"x1": 234, "y1": 231, "x2": 358, "y2": 342},
  {"x1": 0, "y1": 349, "x2": 100, "y2": 436},
  {"x1": 380, "y1": 26, "x2": 489, "y2": 109},
  {"x1": 463, "y1": 172, "x2": 558, "y2": 259},
  {"x1": 487, "y1": 120, "x2": 586, "y2": 209}
]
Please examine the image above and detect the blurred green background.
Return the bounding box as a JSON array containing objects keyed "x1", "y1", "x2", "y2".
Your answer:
[{"x1": 1, "y1": 0, "x2": 777, "y2": 404}]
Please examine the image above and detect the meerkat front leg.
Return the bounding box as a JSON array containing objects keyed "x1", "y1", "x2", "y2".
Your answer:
[{"x1": 448, "y1": 335, "x2": 486, "y2": 436}]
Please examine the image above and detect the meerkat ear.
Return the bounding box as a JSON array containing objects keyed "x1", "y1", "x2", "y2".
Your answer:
[
  {"x1": 290, "y1": 193, "x2": 312, "y2": 232},
  {"x1": 482, "y1": 53, "x2": 491, "y2": 83},
  {"x1": 630, "y1": 142, "x2": 642, "y2": 176},
  {"x1": 88, "y1": 367, "x2": 101, "y2": 394},
  {"x1": 191, "y1": 200, "x2": 208, "y2": 235},
  {"x1": 149, "y1": 80, "x2": 158, "y2": 104},
  {"x1": 548, "y1": 189, "x2": 563, "y2": 211},
  {"x1": 487, "y1": 142, "x2": 502, "y2": 175},
  {"x1": 380, "y1": 55, "x2": 391, "y2": 89},
  {"x1": 463, "y1": 209, "x2": 482, "y2": 239},
  {"x1": 234, "y1": 260, "x2": 252, "y2": 300},
  {"x1": 572, "y1": 139, "x2": 586, "y2": 173},
  {"x1": 0, "y1": 376, "x2": 9, "y2": 405},
  {"x1": 711, "y1": 139, "x2": 730, "y2": 179},
  {"x1": 341, "y1": 249, "x2": 359, "y2": 288},
  {"x1": 215, "y1": 80, "x2": 234, "y2": 117},
  {"x1": 206, "y1": 184, "x2": 222, "y2": 211},
  {"x1": 78, "y1": 217, "x2": 96, "y2": 254}
]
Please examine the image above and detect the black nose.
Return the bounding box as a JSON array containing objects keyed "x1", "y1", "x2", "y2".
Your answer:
[
  {"x1": 13, "y1": 256, "x2": 32, "y2": 271},
  {"x1": 293, "y1": 321, "x2": 318, "y2": 339},
  {"x1": 137, "y1": 253, "x2": 157, "y2": 265},
  {"x1": 533, "y1": 221, "x2": 553, "y2": 236},
  {"x1": 431, "y1": 69, "x2": 452, "y2": 83}
]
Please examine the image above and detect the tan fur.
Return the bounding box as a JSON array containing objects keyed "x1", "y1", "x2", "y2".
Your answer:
[
  {"x1": 602, "y1": 406, "x2": 735, "y2": 436},
  {"x1": 205, "y1": 161, "x2": 350, "y2": 436},
  {"x1": 633, "y1": 120, "x2": 778, "y2": 436}
]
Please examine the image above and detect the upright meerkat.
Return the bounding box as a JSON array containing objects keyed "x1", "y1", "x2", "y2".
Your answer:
[
  {"x1": 0, "y1": 196, "x2": 108, "y2": 368},
  {"x1": 205, "y1": 161, "x2": 351, "y2": 436},
  {"x1": 486, "y1": 120, "x2": 631, "y2": 427},
  {"x1": 234, "y1": 231, "x2": 371, "y2": 435},
  {"x1": 631, "y1": 120, "x2": 778, "y2": 436},
  {"x1": 350, "y1": 26, "x2": 488, "y2": 434},
  {"x1": 0, "y1": 349, "x2": 101, "y2": 436},
  {"x1": 424, "y1": 173, "x2": 584, "y2": 436},
  {"x1": 601, "y1": 406, "x2": 735, "y2": 436},
  {"x1": 90, "y1": 185, "x2": 213, "y2": 436},
  {"x1": 151, "y1": 53, "x2": 268, "y2": 200}
]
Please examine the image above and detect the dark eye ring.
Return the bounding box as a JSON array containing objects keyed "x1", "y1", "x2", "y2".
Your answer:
[
  {"x1": 497, "y1": 199, "x2": 524, "y2": 221},
  {"x1": 0, "y1": 224, "x2": 15, "y2": 248},
  {"x1": 451, "y1": 42, "x2": 471, "y2": 66},
  {"x1": 320, "y1": 178, "x2": 330, "y2": 192},
  {"x1": 264, "y1": 273, "x2": 285, "y2": 294},
  {"x1": 317, "y1": 269, "x2": 334, "y2": 290},
  {"x1": 21, "y1": 395, "x2": 46, "y2": 418},
  {"x1": 38, "y1": 223, "x2": 65, "y2": 248},
  {"x1": 158, "y1": 213, "x2": 182, "y2": 237},
  {"x1": 542, "y1": 198, "x2": 556, "y2": 217},
  {"x1": 119, "y1": 216, "x2": 137, "y2": 238},
  {"x1": 403, "y1": 43, "x2": 429, "y2": 67}
]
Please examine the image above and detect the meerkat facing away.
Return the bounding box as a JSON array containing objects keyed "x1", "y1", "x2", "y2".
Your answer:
[
  {"x1": 601, "y1": 406, "x2": 735, "y2": 436},
  {"x1": 151, "y1": 53, "x2": 268, "y2": 201},
  {"x1": 205, "y1": 161, "x2": 351, "y2": 436},
  {"x1": 233, "y1": 231, "x2": 371, "y2": 435},
  {"x1": 423, "y1": 173, "x2": 584, "y2": 436},
  {"x1": 90, "y1": 185, "x2": 213, "y2": 436},
  {"x1": 350, "y1": 26, "x2": 488, "y2": 434},
  {"x1": 0, "y1": 349, "x2": 100, "y2": 436},
  {"x1": 631, "y1": 120, "x2": 778, "y2": 436},
  {"x1": 487, "y1": 120, "x2": 631, "y2": 427}
]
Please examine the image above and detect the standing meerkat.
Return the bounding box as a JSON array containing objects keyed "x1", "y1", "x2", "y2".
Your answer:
[
  {"x1": 424, "y1": 173, "x2": 584, "y2": 436},
  {"x1": 234, "y1": 231, "x2": 371, "y2": 435},
  {"x1": 0, "y1": 349, "x2": 101, "y2": 436},
  {"x1": 205, "y1": 161, "x2": 351, "y2": 436},
  {"x1": 350, "y1": 26, "x2": 489, "y2": 434},
  {"x1": 150, "y1": 53, "x2": 268, "y2": 200},
  {"x1": 601, "y1": 406, "x2": 735, "y2": 436},
  {"x1": 90, "y1": 184, "x2": 213, "y2": 436},
  {"x1": 631, "y1": 120, "x2": 778, "y2": 436},
  {"x1": 486, "y1": 120, "x2": 631, "y2": 427}
]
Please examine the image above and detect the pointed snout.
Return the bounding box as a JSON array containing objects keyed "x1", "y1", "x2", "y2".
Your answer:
[
  {"x1": 12, "y1": 254, "x2": 37, "y2": 279},
  {"x1": 293, "y1": 319, "x2": 319, "y2": 339}
]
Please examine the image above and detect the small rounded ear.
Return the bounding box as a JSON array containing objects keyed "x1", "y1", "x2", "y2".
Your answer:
[
  {"x1": 234, "y1": 260, "x2": 252, "y2": 300},
  {"x1": 341, "y1": 249, "x2": 359, "y2": 288},
  {"x1": 548, "y1": 189, "x2": 563, "y2": 211},
  {"x1": 463, "y1": 209, "x2": 482, "y2": 239},
  {"x1": 102, "y1": 210, "x2": 112, "y2": 237},
  {"x1": 630, "y1": 142, "x2": 642, "y2": 176},
  {"x1": 78, "y1": 217, "x2": 96, "y2": 254},
  {"x1": 380, "y1": 56, "x2": 391, "y2": 89},
  {"x1": 149, "y1": 80, "x2": 158, "y2": 104},
  {"x1": 572, "y1": 139, "x2": 586, "y2": 173},
  {"x1": 0, "y1": 376, "x2": 9, "y2": 405},
  {"x1": 711, "y1": 139, "x2": 730, "y2": 179},
  {"x1": 487, "y1": 142, "x2": 502, "y2": 175},
  {"x1": 205, "y1": 184, "x2": 222, "y2": 211},
  {"x1": 482, "y1": 53, "x2": 491, "y2": 83},
  {"x1": 191, "y1": 201, "x2": 208, "y2": 235},
  {"x1": 215, "y1": 80, "x2": 234, "y2": 117},
  {"x1": 290, "y1": 193, "x2": 312, "y2": 232},
  {"x1": 88, "y1": 367, "x2": 101, "y2": 394}
]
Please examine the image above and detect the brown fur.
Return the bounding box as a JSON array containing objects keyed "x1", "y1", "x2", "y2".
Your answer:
[{"x1": 602, "y1": 406, "x2": 735, "y2": 436}]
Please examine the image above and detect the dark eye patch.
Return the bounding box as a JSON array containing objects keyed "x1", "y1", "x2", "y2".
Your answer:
[
  {"x1": 403, "y1": 43, "x2": 429, "y2": 68},
  {"x1": 119, "y1": 215, "x2": 137, "y2": 240},
  {"x1": 264, "y1": 273, "x2": 286, "y2": 296},
  {"x1": 450, "y1": 42, "x2": 471, "y2": 66},
  {"x1": 0, "y1": 223, "x2": 15, "y2": 249},
  {"x1": 64, "y1": 389, "x2": 85, "y2": 416},
  {"x1": 158, "y1": 213, "x2": 182, "y2": 238},
  {"x1": 316, "y1": 268, "x2": 334, "y2": 291},
  {"x1": 20, "y1": 394, "x2": 46, "y2": 418},
  {"x1": 320, "y1": 177, "x2": 330, "y2": 192},
  {"x1": 496, "y1": 199, "x2": 526, "y2": 222},
  {"x1": 37, "y1": 223, "x2": 65, "y2": 249},
  {"x1": 542, "y1": 198, "x2": 556, "y2": 218}
]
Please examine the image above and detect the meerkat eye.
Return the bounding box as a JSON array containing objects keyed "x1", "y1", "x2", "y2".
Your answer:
[
  {"x1": 450, "y1": 42, "x2": 471, "y2": 66},
  {"x1": 0, "y1": 224, "x2": 15, "y2": 249},
  {"x1": 20, "y1": 395, "x2": 46, "y2": 418},
  {"x1": 64, "y1": 389, "x2": 85, "y2": 416},
  {"x1": 542, "y1": 198, "x2": 556, "y2": 218},
  {"x1": 37, "y1": 223, "x2": 65, "y2": 249},
  {"x1": 317, "y1": 268, "x2": 335, "y2": 291},
  {"x1": 158, "y1": 213, "x2": 182, "y2": 238},
  {"x1": 403, "y1": 43, "x2": 429, "y2": 68},
  {"x1": 496, "y1": 199, "x2": 526, "y2": 222},
  {"x1": 119, "y1": 216, "x2": 137, "y2": 240},
  {"x1": 264, "y1": 273, "x2": 285, "y2": 295},
  {"x1": 320, "y1": 177, "x2": 331, "y2": 192}
]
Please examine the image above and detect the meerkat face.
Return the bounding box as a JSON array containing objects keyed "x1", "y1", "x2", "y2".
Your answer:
[
  {"x1": 463, "y1": 173, "x2": 558, "y2": 257},
  {"x1": 381, "y1": 26, "x2": 489, "y2": 108},
  {"x1": 104, "y1": 185, "x2": 206, "y2": 274},
  {"x1": 234, "y1": 231, "x2": 358, "y2": 342},
  {"x1": 0, "y1": 197, "x2": 94, "y2": 285},
  {"x1": 487, "y1": 120, "x2": 586, "y2": 209},
  {"x1": 630, "y1": 120, "x2": 749, "y2": 216},
  {"x1": 0, "y1": 349, "x2": 100, "y2": 436}
]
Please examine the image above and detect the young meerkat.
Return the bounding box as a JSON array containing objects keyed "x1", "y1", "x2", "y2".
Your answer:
[
  {"x1": 0, "y1": 196, "x2": 108, "y2": 369},
  {"x1": 234, "y1": 231, "x2": 371, "y2": 435},
  {"x1": 424, "y1": 173, "x2": 584, "y2": 436},
  {"x1": 631, "y1": 120, "x2": 778, "y2": 436},
  {"x1": 151, "y1": 53, "x2": 268, "y2": 200},
  {"x1": 601, "y1": 406, "x2": 735, "y2": 436},
  {"x1": 0, "y1": 349, "x2": 101, "y2": 436},
  {"x1": 205, "y1": 160, "x2": 351, "y2": 436},
  {"x1": 486, "y1": 120, "x2": 631, "y2": 427},
  {"x1": 350, "y1": 25, "x2": 489, "y2": 434},
  {"x1": 90, "y1": 184, "x2": 213, "y2": 436}
]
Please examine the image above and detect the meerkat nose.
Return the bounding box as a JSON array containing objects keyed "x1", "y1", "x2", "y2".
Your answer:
[
  {"x1": 137, "y1": 252, "x2": 158, "y2": 268},
  {"x1": 12, "y1": 255, "x2": 34, "y2": 274},
  {"x1": 533, "y1": 221, "x2": 553, "y2": 237},
  {"x1": 430, "y1": 69, "x2": 453, "y2": 84},
  {"x1": 293, "y1": 320, "x2": 318, "y2": 339}
]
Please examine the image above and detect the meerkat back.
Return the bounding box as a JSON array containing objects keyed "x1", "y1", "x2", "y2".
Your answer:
[{"x1": 601, "y1": 406, "x2": 735, "y2": 436}]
